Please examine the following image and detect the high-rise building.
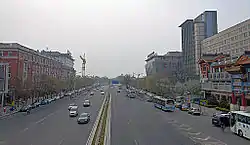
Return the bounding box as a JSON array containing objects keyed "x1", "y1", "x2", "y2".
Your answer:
[
  {"x1": 179, "y1": 20, "x2": 195, "y2": 76},
  {"x1": 180, "y1": 11, "x2": 218, "y2": 76},
  {"x1": 194, "y1": 11, "x2": 218, "y2": 74}
]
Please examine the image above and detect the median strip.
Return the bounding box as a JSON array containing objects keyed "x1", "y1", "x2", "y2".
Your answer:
[{"x1": 86, "y1": 92, "x2": 111, "y2": 145}]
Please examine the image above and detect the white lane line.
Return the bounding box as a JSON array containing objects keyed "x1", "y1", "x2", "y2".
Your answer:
[
  {"x1": 191, "y1": 136, "x2": 210, "y2": 141},
  {"x1": 35, "y1": 112, "x2": 55, "y2": 124},
  {"x1": 187, "y1": 132, "x2": 201, "y2": 136},
  {"x1": 20, "y1": 127, "x2": 29, "y2": 133},
  {"x1": 179, "y1": 127, "x2": 192, "y2": 131},
  {"x1": 134, "y1": 140, "x2": 138, "y2": 145},
  {"x1": 58, "y1": 138, "x2": 64, "y2": 145}
]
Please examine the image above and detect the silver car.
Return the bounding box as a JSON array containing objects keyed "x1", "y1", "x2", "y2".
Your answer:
[{"x1": 77, "y1": 113, "x2": 90, "y2": 124}]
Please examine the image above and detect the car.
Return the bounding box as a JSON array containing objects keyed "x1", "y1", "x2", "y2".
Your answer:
[
  {"x1": 19, "y1": 105, "x2": 31, "y2": 112},
  {"x1": 101, "y1": 91, "x2": 105, "y2": 95},
  {"x1": 212, "y1": 112, "x2": 230, "y2": 126},
  {"x1": 117, "y1": 90, "x2": 121, "y2": 93},
  {"x1": 34, "y1": 102, "x2": 41, "y2": 107},
  {"x1": 188, "y1": 107, "x2": 201, "y2": 115},
  {"x1": 181, "y1": 104, "x2": 189, "y2": 111},
  {"x1": 77, "y1": 113, "x2": 90, "y2": 124},
  {"x1": 83, "y1": 100, "x2": 91, "y2": 107},
  {"x1": 69, "y1": 106, "x2": 78, "y2": 117},
  {"x1": 68, "y1": 103, "x2": 77, "y2": 111},
  {"x1": 90, "y1": 92, "x2": 94, "y2": 95}
]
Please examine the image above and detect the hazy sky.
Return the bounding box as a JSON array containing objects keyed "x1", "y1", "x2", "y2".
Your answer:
[{"x1": 0, "y1": 0, "x2": 250, "y2": 77}]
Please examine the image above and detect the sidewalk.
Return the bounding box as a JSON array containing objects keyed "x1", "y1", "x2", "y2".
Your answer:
[
  {"x1": 192, "y1": 103, "x2": 220, "y2": 116},
  {"x1": 0, "y1": 106, "x2": 20, "y2": 119}
]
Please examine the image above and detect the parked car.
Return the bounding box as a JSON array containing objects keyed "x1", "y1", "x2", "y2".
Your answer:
[
  {"x1": 19, "y1": 105, "x2": 31, "y2": 112},
  {"x1": 77, "y1": 113, "x2": 90, "y2": 124},
  {"x1": 90, "y1": 92, "x2": 94, "y2": 95},
  {"x1": 212, "y1": 112, "x2": 230, "y2": 126}
]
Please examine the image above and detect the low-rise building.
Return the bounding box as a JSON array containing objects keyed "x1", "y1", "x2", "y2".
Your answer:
[
  {"x1": 226, "y1": 51, "x2": 250, "y2": 111},
  {"x1": 198, "y1": 53, "x2": 232, "y2": 102},
  {"x1": 145, "y1": 51, "x2": 182, "y2": 76},
  {"x1": 0, "y1": 43, "x2": 75, "y2": 100},
  {"x1": 202, "y1": 18, "x2": 250, "y2": 59}
]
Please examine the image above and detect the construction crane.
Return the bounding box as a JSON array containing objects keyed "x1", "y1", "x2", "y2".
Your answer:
[{"x1": 80, "y1": 53, "x2": 86, "y2": 77}]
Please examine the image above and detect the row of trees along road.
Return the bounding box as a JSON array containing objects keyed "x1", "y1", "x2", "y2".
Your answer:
[
  {"x1": 120, "y1": 73, "x2": 201, "y2": 98},
  {"x1": 9, "y1": 74, "x2": 95, "y2": 104}
]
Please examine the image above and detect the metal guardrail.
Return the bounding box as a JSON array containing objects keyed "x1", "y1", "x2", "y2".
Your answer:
[{"x1": 86, "y1": 94, "x2": 107, "y2": 145}]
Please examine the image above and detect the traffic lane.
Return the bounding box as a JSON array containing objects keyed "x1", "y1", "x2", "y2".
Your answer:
[
  {"x1": 3, "y1": 91, "x2": 104, "y2": 145},
  {"x1": 160, "y1": 109, "x2": 250, "y2": 145},
  {"x1": 0, "y1": 96, "x2": 75, "y2": 140},
  {"x1": 111, "y1": 90, "x2": 194, "y2": 145}
]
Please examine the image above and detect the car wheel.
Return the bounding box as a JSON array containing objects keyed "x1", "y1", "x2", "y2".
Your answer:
[{"x1": 238, "y1": 130, "x2": 243, "y2": 137}]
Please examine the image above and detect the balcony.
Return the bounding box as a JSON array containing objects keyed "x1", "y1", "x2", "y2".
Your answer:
[
  {"x1": 208, "y1": 72, "x2": 231, "y2": 81},
  {"x1": 202, "y1": 82, "x2": 232, "y2": 92}
]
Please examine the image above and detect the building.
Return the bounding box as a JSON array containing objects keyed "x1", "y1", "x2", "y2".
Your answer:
[
  {"x1": 225, "y1": 51, "x2": 250, "y2": 111},
  {"x1": 0, "y1": 43, "x2": 75, "y2": 100},
  {"x1": 180, "y1": 11, "x2": 218, "y2": 76},
  {"x1": 201, "y1": 18, "x2": 250, "y2": 59},
  {"x1": 145, "y1": 51, "x2": 182, "y2": 76},
  {"x1": 41, "y1": 50, "x2": 75, "y2": 80},
  {"x1": 179, "y1": 20, "x2": 195, "y2": 76},
  {"x1": 198, "y1": 53, "x2": 232, "y2": 103}
]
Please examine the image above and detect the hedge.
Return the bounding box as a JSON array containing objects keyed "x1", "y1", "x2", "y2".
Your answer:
[
  {"x1": 204, "y1": 104, "x2": 217, "y2": 108},
  {"x1": 215, "y1": 107, "x2": 230, "y2": 112}
]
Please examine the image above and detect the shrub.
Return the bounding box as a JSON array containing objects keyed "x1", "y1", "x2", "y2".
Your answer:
[
  {"x1": 215, "y1": 107, "x2": 230, "y2": 112},
  {"x1": 205, "y1": 104, "x2": 217, "y2": 108}
]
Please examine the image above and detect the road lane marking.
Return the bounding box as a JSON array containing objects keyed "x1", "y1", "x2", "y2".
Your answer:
[
  {"x1": 58, "y1": 138, "x2": 64, "y2": 145},
  {"x1": 191, "y1": 136, "x2": 210, "y2": 141},
  {"x1": 134, "y1": 140, "x2": 138, "y2": 145},
  {"x1": 35, "y1": 112, "x2": 55, "y2": 124},
  {"x1": 179, "y1": 127, "x2": 192, "y2": 131},
  {"x1": 20, "y1": 127, "x2": 29, "y2": 133},
  {"x1": 187, "y1": 132, "x2": 201, "y2": 135}
]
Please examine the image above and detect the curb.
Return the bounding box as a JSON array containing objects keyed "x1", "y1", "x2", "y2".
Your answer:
[{"x1": 0, "y1": 110, "x2": 19, "y2": 119}]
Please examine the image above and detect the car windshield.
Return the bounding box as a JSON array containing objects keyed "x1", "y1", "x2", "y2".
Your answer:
[
  {"x1": 80, "y1": 113, "x2": 89, "y2": 117},
  {"x1": 70, "y1": 107, "x2": 77, "y2": 111}
]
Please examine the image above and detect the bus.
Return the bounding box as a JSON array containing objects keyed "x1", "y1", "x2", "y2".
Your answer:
[
  {"x1": 230, "y1": 111, "x2": 250, "y2": 139},
  {"x1": 153, "y1": 96, "x2": 175, "y2": 112}
]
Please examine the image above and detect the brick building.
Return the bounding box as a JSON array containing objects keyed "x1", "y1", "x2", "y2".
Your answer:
[{"x1": 0, "y1": 43, "x2": 75, "y2": 100}]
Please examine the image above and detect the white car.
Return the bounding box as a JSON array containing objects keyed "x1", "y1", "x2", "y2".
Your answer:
[
  {"x1": 68, "y1": 103, "x2": 77, "y2": 111},
  {"x1": 90, "y1": 92, "x2": 94, "y2": 95},
  {"x1": 69, "y1": 106, "x2": 78, "y2": 117},
  {"x1": 101, "y1": 91, "x2": 105, "y2": 95}
]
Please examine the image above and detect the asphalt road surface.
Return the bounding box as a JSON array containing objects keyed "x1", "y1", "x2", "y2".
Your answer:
[
  {"x1": 111, "y1": 87, "x2": 250, "y2": 145},
  {"x1": 111, "y1": 88, "x2": 195, "y2": 145},
  {"x1": 0, "y1": 90, "x2": 104, "y2": 145}
]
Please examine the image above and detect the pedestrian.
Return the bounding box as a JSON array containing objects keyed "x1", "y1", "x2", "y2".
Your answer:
[{"x1": 220, "y1": 115, "x2": 230, "y2": 132}]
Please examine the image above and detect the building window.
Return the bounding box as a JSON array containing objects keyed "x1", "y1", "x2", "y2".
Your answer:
[
  {"x1": 0, "y1": 51, "x2": 3, "y2": 56},
  {"x1": 244, "y1": 32, "x2": 248, "y2": 38},
  {"x1": 8, "y1": 51, "x2": 13, "y2": 56}
]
